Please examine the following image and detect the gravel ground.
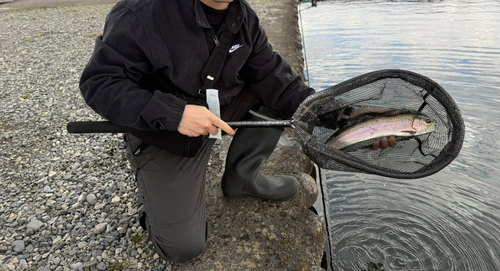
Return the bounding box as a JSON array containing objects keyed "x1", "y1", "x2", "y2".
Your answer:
[{"x1": 0, "y1": 4, "x2": 178, "y2": 270}]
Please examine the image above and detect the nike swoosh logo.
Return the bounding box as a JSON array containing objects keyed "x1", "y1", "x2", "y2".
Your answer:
[{"x1": 229, "y1": 44, "x2": 243, "y2": 53}]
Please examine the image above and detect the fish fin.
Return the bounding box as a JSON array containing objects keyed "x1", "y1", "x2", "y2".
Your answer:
[{"x1": 382, "y1": 109, "x2": 400, "y2": 116}]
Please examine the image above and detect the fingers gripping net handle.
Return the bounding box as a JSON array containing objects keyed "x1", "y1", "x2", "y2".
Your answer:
[{"x1": 292, "y1": 69, "x2": 465, "y2": 179}]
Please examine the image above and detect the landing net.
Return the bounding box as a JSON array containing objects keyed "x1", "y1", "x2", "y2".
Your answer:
[{"x1": 292, "y1": 69, "x2": 464, "y2": 179}]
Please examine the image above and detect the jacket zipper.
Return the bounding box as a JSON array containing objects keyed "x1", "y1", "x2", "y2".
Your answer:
[
  {"x1": 211, "y1": 27, "x2": 223, "y2": 47},
  {"x1": 213, "y1": 33, "x2": 220, "y2": 46}
]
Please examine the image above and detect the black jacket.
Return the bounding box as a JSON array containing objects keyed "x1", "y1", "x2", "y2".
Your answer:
[{"x1": 80, "y1": 0, "x2": 315, "y2": 132}]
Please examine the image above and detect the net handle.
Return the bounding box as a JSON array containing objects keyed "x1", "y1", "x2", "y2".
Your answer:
[{"x1": 66, "y1": 120, "x2": 293, "y2": 134}]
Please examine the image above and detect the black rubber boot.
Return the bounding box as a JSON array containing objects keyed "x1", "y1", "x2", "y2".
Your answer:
[{"x1": 221, "y1": 126, "x2": 299, "y2": 201}]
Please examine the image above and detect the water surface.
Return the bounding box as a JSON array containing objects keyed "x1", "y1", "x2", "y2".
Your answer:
[{"x1": 300, "y1": 1, "x2": 500, "y2": 270}]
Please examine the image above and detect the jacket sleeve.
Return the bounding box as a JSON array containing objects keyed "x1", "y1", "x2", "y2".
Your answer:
[
  {"x1": 239, "y1": 20, "x2": 315, "y2": 119},
  {"x1": 79, "y1": 4, "x2": 186, "y2": 131}
]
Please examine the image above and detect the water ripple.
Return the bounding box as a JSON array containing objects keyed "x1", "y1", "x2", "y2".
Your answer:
[
  {"x1": 324, "y1": 172, "x2": 500, "y2": 271},
  {"x1": 302, "y1": 0, "x2": 500, "y2": 269}
]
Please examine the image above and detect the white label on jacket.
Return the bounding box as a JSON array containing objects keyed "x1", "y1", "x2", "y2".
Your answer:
[{"x1": 206, "y1": 89, "x2": 222, "y2": 140}]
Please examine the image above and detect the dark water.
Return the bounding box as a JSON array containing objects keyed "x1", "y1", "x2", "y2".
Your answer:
[{"x1": 299, "y1": 1, "x2": 500, "y2": 270}]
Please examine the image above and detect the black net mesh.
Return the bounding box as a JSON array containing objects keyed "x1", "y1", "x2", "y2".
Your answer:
[{"x1": 292, "y1": 70, "x2": 464, "y2": 179}]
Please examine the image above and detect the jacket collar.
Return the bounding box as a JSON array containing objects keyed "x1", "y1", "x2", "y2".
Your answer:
[{"x1": 194, "y1": 0, "x2": 245, "y2": 34}]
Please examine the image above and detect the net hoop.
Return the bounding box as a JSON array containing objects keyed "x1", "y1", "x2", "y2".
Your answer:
[{"x1": 292, "y1": 69, "x2": 465, "y2": 179}]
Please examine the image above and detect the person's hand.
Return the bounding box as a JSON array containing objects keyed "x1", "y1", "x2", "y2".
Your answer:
[
  {"x1": 371, "y1": 136, "x2": 397, "y2": 150},
  {"x1": 177, "y1": 105, "x2": 235, "y2": 137}
]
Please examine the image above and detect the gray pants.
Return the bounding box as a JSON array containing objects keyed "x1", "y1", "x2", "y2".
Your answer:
[{"x1": 125, "y1": 133, "x2": 216, "y2": 263}]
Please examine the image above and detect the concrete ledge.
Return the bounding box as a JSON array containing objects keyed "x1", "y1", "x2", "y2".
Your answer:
[
  {"x1": 177, "y1": 133, "x2": 327, "y2": 270},
  {"x1": 173, "y1": 1, "x2": 328, "y2": 269}
]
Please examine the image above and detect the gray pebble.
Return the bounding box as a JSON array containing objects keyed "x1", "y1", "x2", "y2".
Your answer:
[
  {"x1": 19, "y1": 259, "x2": 28, "y2": 269},
  {"x1": 77, "y1": 194, "x2": 86, "y2": 203},
  {"x1": 12, "y1": 240, "x2": 25, "y2": 252},
  {"x1": 96, "y1": 262, "x2": 107, "y2": 270},
  {"x1": 25, "y1": 228, "x2": 35, "y2": 236},
  {"x1": 92, "y1": 250, "x2": 103, "y2": 257},
  {"x1": 77, "y1": 242, "x2": 87, "y2": 249},
  {"x1": 25, "y1": 244, "x2": 34, "y2": 253},
  {"x1": 70, "y1": 262, "x2": 83, "y2": 270},
  {"x1": 33, "y1": 254, "x2": 42, "y2": 262},
  {"x1": 86, "y1": 194, "x2": 97, "y2": 205},
  {"x1": 69, "y1": 248, "x2": 79, "y2": 256},
  {"x1": 93, "y1": 223, "x2": 107, "y2": 234},
  {"x1": 82, "y1": 260, "x2": 98, "y2": 268},
  {"x1": 27, "y1": 219, "x2": 44, "y2": 231},
  {"x1": 117, "y1": 226, "x2": 127, "y2": 235}
]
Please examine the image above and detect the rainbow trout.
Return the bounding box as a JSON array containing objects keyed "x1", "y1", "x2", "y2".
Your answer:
[{"x1": 327, "y1": 114, "x2": 436, "y2": 149}]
